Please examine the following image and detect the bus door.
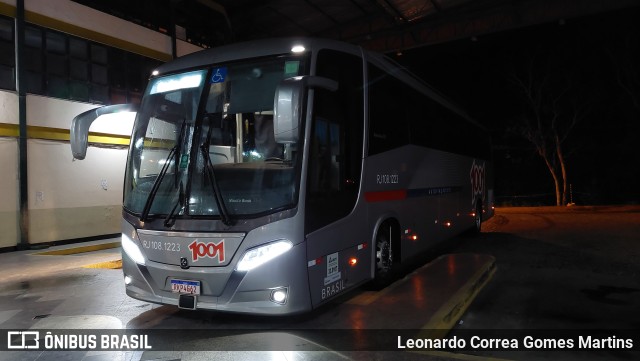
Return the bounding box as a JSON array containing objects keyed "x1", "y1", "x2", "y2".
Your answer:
[{"x1": 303, "y1": 49, "x2": 369, "y2": 306}]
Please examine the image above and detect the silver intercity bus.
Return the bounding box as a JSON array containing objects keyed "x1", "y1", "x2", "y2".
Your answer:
[{"x1": 70, "y1": 38, "x2": 493, "y2": 315}]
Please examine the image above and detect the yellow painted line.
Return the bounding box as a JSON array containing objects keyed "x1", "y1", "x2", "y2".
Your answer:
[
  {"x1": 28, "y1": 125, "x2": 70, "y2": 141},
  {"x1": 0, "y1": 2, "x2": 16, "y2": 17},
  {"x1": 87, "y1": 132, "x2": 130, "y2": 146},
  {"x1": 83, "y1": 259, "x2": 122, "y2": 269},
  {"x1": 345, "y1": 256, "x2": 502, "y2": 359},
  {"x1": 0, "y1": 123, "x2": 19, "y2": 137},
  {"x1": 34, "y1": 241, "x2": 120, "y2": 256},
  {"x1": 0, "y1": 123, "x2": 130, "y2": 146},
  {"x1": 419, "y1": 257, "x2": 496, "y2": 339},
  {"x1": 406, "y1": 257, "x2": 500, "y2": 360}
]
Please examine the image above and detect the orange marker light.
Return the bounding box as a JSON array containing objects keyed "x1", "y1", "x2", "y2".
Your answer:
[
  {"x1": 411, "y1": 235, "x2": 418, "y2": 241},
  {"x1": 349, "y1": 257, "x2": 358, "y2": 266}
]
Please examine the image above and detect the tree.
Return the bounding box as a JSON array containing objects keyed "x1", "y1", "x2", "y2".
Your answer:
[{"x1": 506, "y1": 46, "x2": 592, "y2": 206}]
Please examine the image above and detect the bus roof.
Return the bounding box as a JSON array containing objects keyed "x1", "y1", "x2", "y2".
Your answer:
[{"x1": 152, "y1": 37, "x2": 361, "y2": 76}]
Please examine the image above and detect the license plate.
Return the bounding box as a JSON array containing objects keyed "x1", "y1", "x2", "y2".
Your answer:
[{"x1": 170, "y1": 279, "x2": 201, "y2": 295}]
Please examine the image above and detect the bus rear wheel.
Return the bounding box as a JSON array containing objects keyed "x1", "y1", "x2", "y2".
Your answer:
[{"x1": 473, "y1": 202, "x2": 483, "y2": 234}]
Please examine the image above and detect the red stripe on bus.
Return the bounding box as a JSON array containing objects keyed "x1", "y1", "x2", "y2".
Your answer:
[{"x1": 364, "y1": 190, "x2": 407, "y2": 202}]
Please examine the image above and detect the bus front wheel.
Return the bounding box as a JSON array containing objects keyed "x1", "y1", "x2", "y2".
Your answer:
[{"x1": 373, "y1": 220, "x2": 398, "y2": 287}]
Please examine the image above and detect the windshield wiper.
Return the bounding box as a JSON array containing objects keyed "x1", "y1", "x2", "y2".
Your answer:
[
  {"x1": 140, "y1": 145, "x2": 177, "y2": 222},
  {"x1": 140, "y1": 119, "x2": 187, "y2": 222},
  {"x1": 164, "y1": 181, "x2": 185, "y2": 227},
  {"x1": 200, "y1": 124, "x2": 233, "y2": 226}
]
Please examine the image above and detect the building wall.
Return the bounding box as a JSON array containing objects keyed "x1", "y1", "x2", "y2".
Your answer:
[
  {"x1": 28, "y1": 141, "x2": 127, "y2": 243},
  {"x1": 0, "y1": 91, "x2": 18, "y2": 248},
  {"x1": 26, "y1": 95, "x2": 134, "y2": 243},
  {"x1": 0, "y1": 136, "x2": 18, "y2": 249},
  {"x1": 0, "y1": 0, "x2": 204, "y2": 248}
]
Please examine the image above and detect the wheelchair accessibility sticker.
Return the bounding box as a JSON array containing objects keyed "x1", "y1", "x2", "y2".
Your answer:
[{"x1": 211, "y1": 67, "x2": 227, "y2": 83}]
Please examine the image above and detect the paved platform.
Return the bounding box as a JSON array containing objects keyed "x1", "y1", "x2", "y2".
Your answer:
[
  {"x1": 0, "y1": 238, "x2": 122, "y2": 286},
  {"x1": 0, "y1": 239, "x2": 496, "y2": 361}
]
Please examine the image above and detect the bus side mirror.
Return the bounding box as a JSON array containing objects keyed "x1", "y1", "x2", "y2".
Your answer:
[
  {"x1": 70, "y1": 104, "x2": 138, "y2": 159},
  {"x1": 273, "y1": 76, "x2": 338, "y2": 144}
]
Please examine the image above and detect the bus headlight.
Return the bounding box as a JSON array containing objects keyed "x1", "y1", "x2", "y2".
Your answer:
[
  {"x1": 236, "y1": 241, "x2": 292, "y2": 272},
  {"x1": 122, "y1": 233, "x2": 146, "y2": 265}
]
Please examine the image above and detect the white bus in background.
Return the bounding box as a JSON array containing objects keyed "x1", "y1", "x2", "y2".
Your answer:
[{"x1": 71, "y1": 37, "x2": 493, "y2": 314}]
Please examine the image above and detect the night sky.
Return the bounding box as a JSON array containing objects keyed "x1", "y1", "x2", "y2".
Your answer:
[{"x1": 399, "y1": 7, "x2": 640, "y2": 205}]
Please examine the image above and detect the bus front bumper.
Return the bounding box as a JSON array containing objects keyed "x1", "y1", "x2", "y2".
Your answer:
[{"x1": 121, "y1": 242, "x2": 312, "y2": 315}]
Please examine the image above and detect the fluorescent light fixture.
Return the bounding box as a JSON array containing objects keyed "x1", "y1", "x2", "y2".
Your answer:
[
  {"x1": 150, "y1": 70, "x2": 205, "y2": 94},
  {"x1": 122, "y1": 233, "x2": 146, "y2": 265},
  {"x1": 236, "y1": 240, "x2": 293, "y2": 271},
  {"x1": 250, "y1": 150, "x2": 261, "y2": 158},
  {"x1": 291, "y1": 45, "x2": 306, "y2": 53}
]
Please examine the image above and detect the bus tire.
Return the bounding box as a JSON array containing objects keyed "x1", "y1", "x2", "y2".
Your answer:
[
  {"x1": 473, "y1": 201, "x2": 483, "y2": 234},
  {"x1": 372, "y1": 220, "x2": 398, "y2": 288}
]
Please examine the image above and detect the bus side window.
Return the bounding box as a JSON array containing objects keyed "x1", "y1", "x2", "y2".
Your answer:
[
  {"x1": 306, "y1": 50, "x2": 364, "y2": 233},
  {"x1": 368, "y1": 65, "x2": 410, "y2": 155}
]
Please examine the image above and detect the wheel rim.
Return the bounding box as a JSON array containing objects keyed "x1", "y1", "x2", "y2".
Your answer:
[
  {"x1": 475, "y1": 205, "x2": 482, "y2": 230},
  {"x1": 376, "y1": 235, "x2": 392, "y2": 272}
]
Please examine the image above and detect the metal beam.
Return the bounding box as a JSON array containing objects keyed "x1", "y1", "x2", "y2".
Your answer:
[
  {"x1": 15, "y1": 0, "x2": 29, "y2": 250},
  {"x1": 196, "y1": 0, "x2": 233, "y2": 41},
  {"x1": 305, "y1": 0, "x2": 340, "y2": 25},
  {"x1": 373, "y1": 0, "x2": 407, "y2": 23},
  {"x1": 341, "y1": 0, "x2": 640, "y2": 53},
  {"x1": 168, "y1": 0, "x2": 177, "y2": 59},
  {"x1": 266, "y1": 6, "x2": 312, "y2": 36},
  {"x1": 348, "y1": 0, "x2": 370, "y2": 15}
]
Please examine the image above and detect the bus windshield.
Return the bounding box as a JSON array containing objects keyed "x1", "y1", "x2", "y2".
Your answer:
[{"x1": 123, "y1": 56, "x2": 306, "y2": 220}]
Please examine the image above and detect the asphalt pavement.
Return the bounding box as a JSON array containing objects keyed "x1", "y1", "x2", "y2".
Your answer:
[{"x1": 449, "y1": 206, "x2": 640, "y2": 360}]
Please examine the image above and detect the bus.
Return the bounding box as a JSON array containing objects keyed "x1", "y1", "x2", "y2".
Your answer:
[{"x1": 71, "y1": 37, "x2": 493, "y2": 315}]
